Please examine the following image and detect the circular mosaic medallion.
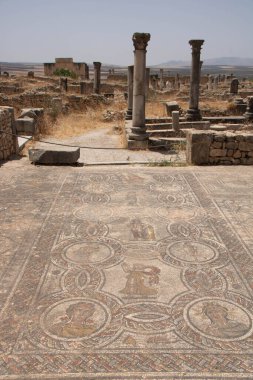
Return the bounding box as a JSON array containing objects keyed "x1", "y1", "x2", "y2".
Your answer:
[
  {"x1": 42, "y1": 298, "x2": 108, "y2": 340},
  {"x1": 185, "y1": 298, "x2": 252, "y2": 341},
  {"x1": 65, "y1": 242, "x2": 112, "y2": 265},
  {"x1": 170, "y1": 292, "x2": 253, "y2": 350},
  {"x1": 168, "y1": 241, "x2": 217, "y2": 264},
  {"x1": 51, "y1": 237, "x2": 124, "y2": 270},
  {"x1": 158, "y1": 238, "x2": 228, "y2": 269}
]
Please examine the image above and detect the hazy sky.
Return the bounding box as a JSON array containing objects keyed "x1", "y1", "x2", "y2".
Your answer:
[{"x1": 1, "y1": 0, "x2": 253, "y2": 65}]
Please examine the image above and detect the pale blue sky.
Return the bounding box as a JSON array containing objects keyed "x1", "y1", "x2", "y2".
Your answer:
[{"x1": 1, "y1": 0, "x2": 253, "y2": 65}]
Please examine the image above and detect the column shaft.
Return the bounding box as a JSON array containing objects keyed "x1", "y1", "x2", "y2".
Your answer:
[
  {"x1": 93, "y1": 62, "x2": 101, "y2": 94},
  {"x1": 186, "y1": 39, "x2": 204, "y2": 121},
  {"x1": 126, "y1": 65, "x2": 134, "y2": 120}
]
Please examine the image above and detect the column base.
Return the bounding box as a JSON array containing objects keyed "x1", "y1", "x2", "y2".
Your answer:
[
  {"x1": 128, "y1": 139, "x2": 149, "y2": 150},
  {"x1": 125, "y1": 109, "x2": 132, "y2": 120},
  {"x1": 186, "y1": 108, "x2": 202, "y2": 121}
]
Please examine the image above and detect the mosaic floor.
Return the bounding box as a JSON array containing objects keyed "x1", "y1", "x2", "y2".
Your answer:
[{"x1": 1, "y1": 164, "x2": 253, "y2": 379}]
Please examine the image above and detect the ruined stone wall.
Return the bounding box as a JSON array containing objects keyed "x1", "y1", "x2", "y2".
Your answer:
[
  {"x1": 0, "y1": 106, "x2": 18, "y2": 161},
  {"x1": 66, "y1": 94, "x2": 109, "y2": 111},
  {"x1": 68, "y1": 83, "x2": 126, "y2": 95},
  {"x1": 186, "y1": 130, "x2": 253, "y2": 165},
  {"x1": 44, "y1": 59, "x2": 85, "y2": 77},
  {"x1": 0, "y1": 85, "x2": 24, "y2": 95},
  {"x1": 0, "y1": 93, "x2": 53, "y2": 110}
]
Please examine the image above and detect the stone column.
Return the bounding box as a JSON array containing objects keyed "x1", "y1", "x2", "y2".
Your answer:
[
  {"x1": 84, "y1": 63, "x2": 89, "y2": 80},
  {"x1": 244, "y1": 96, "x2": 253, "y2": 121},
  {"x1": 145, "y1": 67, "x2": 150, "y2": 97},
  {"x1": 172, "y1": 111, "x2": 180, "y2": 133},
  {"x1": 93, "y1": 62, "x2": 101, "y2": 94},
  {"x1": 126, "y1": 65, "x2": 134, "y2": 120},
  {"x1": 128, "y1": 32, "x2": 151, "y2": 149},
  {"x1": 213, "y1": 75, "x2": 219, "y2": 90},
  {"x1": 186, "y1": 39, "x2": 204, "y2": 121}
]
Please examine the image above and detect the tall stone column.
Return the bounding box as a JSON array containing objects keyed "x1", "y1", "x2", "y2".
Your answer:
[
  {"x1": 126, "y1": 65, "x2": 134, "y2": 120},
  {"x1": 84, "y1": 63, "x2": 89, "y2": 80},
  {"x1": 145, "y1": 67, "x2": 150, "y2": 97},
  {"x1": 128, "y1": 32, "x2": 151, "y2": 149},
  {"x1": 93, "y1": 62, "x2": 101, "y2": 94},
  {"x1": 186, "y1": 39, "x2": 204, "y2": 121}
]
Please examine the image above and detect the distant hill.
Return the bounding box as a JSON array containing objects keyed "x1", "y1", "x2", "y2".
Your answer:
[{"x1": 155, "y1": 57, "x2": 253, "y2": 67}]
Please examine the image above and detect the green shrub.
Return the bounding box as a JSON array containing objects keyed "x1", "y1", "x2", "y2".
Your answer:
[{"x1": 53, "y1": 68, "x2": 77, "y2": 79}]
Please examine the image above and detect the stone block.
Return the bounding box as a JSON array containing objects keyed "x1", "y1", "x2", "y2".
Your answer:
[
  {"x1": 210, "y1": 148, "x2": 227, "y2": 157},
  {"x1": 238, "y1": 142, "x2": 253, "y2": 151},
  {"x1": 244, "y1": 135, "x2": 253, "y2": 143},
  {"x1": 226, "y1": 141, "x2": 238, "y2": 149},
  {"x1": 20, "y1": 108, "x2": 44, "y2": 117},
  {"x1": 128, "y1": 139, "x2": 149, "y2": 150},
  {"x1": 227, "y1": 149, "x2": 234, "y2": 157},
  {"x1": 235, "y1": 135, "x2": 244, "y2": 142},
  {"x1": 165, "y1": 101, "x2": 180, "y2": 116},
  {"x1": 212, "y1": 141, "x2": 222, "y2": 149},
  {"x1": 186, "y1": 130, "x2": 212, "y2": 165},
  {"x1": 214, "y1": 135, "x2": 225, "y2": 142},
  {"x1": 15, "y1": 117, "x2": 35, "y2": 135},
  {"x1": 233, "y1": 150, "x2": 241, "y2": 158},
  {"x1": 28, "y1": 148, "x2": 80, "y2": 164}
]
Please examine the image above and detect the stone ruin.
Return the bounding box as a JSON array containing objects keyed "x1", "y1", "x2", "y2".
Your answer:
[
  {"x1": 1, "y1": 35, "x2": 253, "y2": 165},
  {"x1": 44, "y1": 58, "x2": 89, "y2": 79}
]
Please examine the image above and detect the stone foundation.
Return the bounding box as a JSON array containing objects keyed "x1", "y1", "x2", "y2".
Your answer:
[
  {"x1": 186, "y1": 129, "x2": 253, "y2": 165},
  {"x1": 0, "y1": 106, "x2": 18, "y2": 161}
]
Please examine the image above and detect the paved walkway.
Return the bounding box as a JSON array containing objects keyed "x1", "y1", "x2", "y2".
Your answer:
[{"x1": 1, "y1": 157, "x2": 253, "y2": 379}]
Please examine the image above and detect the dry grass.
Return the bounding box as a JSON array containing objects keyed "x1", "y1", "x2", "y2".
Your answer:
[
  {"x1": 41, "y1": 100, "x2": 126, "y2": 139},
  {"x1": 145, "y1": 93, "x2": 229, "y2": 118}
]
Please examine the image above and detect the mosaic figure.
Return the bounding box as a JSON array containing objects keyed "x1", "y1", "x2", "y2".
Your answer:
[
  {"x1": 50, "y1": 302, "x2": 97, "y2": 338},
  {"x1": 130, "y1": 219, "x2": 155, "y2": 240},
  {"x1": 120, "y1": 263, "x2": 160, "y2": 297},
  {"x1": 201, "y1": 302, "x2": 249, "y2": 339}
]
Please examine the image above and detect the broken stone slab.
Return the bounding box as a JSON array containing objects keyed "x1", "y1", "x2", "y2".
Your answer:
[{"x1": 28, "y1": 148, "x2": 80, "y2": 164}]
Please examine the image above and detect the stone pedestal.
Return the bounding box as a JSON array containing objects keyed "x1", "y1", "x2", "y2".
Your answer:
[
  {"x1": 186, "y1": 39, "x2": 204, "y2": 121},
  {"x1": 128, "y1": 32, "x2": 150, "y2": 150},
  {"x1": 244, "y1": 96, "x2": 253, "y2": 121},
  {"x1": 172, "y1": 111, "x2": 180, "y2": 132},
  {"x1": 93, "y1": 62, "x2": 101, "y2": 94},
  {"x1": 230, "y1": 78, "x2": 239, "y2": 94},
  {"x1": 84, "y1": 63, "x2": 89, "y2": 80},
  {"x1": 126, "y1": 65, "x2": 134, "y2": 120}
]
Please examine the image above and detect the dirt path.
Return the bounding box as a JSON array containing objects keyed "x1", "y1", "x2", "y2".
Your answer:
[{"x1": 32, "y1": 126, "x2": 185, "y2": 165}]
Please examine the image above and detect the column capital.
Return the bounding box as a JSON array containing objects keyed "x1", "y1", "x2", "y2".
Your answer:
[
  {"x1": 93, "y1": 62, "x2": 101, "y2": 68},
  {"x1": 132, "y1": 33, "x2": 151, "y2": 50},
  {"x1": 189, "y1": 39, "x2": 204, "y2": 53}
]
